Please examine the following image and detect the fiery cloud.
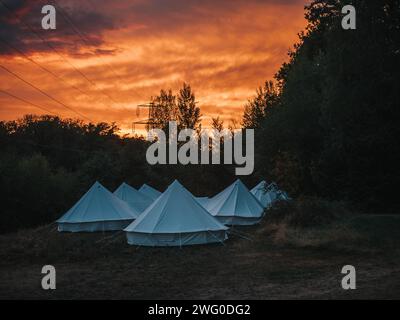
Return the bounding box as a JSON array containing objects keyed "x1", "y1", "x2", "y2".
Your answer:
[{"x1": 0, "y1": 0, "x2": 308, "y2": 135}]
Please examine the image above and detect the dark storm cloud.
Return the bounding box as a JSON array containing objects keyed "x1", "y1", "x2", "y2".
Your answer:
[
  {"x1": 0, "y1": 0, "x2": 306, "y2": 56},
  {"x1": 0, "y1": 0, "x2": 117, "y2": 56}
]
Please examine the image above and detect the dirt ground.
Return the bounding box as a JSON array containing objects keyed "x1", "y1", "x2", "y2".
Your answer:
[{"x1": 0, "y1": 217, "x2": 399, "y2": 299}]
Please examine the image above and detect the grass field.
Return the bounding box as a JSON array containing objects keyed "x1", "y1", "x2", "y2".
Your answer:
[{"x1": 0, "y1": 214, "x2": 399, "y2": 299}]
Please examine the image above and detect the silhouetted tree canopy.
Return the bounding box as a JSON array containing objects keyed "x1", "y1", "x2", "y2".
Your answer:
[
  {"x1": 148, "y1": 83, "x2": 201, "y2": 132},
  {"x1": 149, "y1": 89, "x2": 177, "y2": 131},
  {"x1": 244, "y1": 0, "x2": 400, "y2": 212},
  {"x1": 177, "y1": 83, "x2": 201, "y2": 131}
]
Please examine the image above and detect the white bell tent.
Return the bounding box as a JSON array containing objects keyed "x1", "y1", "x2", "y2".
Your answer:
[
  {"x1": 277, "y1": 190, "x2": 290, "y2": 201},
  {"x1": 138, "y1": 183, "x2": 162, "y2": 200},
  {"x1": 195, "y1": 197, "x2": 209, "y2": 207},
  {"x1": 250, "y1": 180, "x2": 272, "y2": 208},
  {"x1": 206, "y1": 179, "x2": 264, "y2": 225},
  {"x1": 57, "y1": 181, "x2": 140, "y2": 232},
  {"x1": 114, "y1": 182, "x2": 153, "y2": 212},
  {"x1": 251, "y1": 181, "x2": 290, "y2": 208},
  {"x1": 124, "y1": 180, "x2": 228, "y2": 246}
]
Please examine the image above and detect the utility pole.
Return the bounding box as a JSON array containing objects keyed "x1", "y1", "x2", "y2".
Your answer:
[{"x1": 132, "y1": 102, "x2": 156, "y2": 133}]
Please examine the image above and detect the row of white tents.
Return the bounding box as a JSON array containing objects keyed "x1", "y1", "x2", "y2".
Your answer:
[{"x1": 56, "y1": 179, "x2": 289, "y2": 246}]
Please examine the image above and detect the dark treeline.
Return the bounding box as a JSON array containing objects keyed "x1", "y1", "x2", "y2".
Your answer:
[
  {"x1": 243, "y1": 0, "x2": 400, "y2": 213},
  {"x1": 1, "y1": 0, "x2": 399, "y2": 233}
]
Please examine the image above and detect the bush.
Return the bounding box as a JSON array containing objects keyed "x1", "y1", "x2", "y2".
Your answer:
[
  {"x1": 266, "y1": 197, "x2": 350, "y2": 228},
  {"x1": 0, "y1": 154, "x2": 81, "y2": 233}
]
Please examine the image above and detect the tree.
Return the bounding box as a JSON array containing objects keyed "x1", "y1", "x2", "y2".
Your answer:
[
  {"x1": 177, "y1": 82, "x2": 201, "y2": 131},
  {"x1": 211, "y1": 116, "x2": 224, "y2": 131},
  {"x1": 149, "y1": 89, "x2": 177, "y2": 131},
  {"x1": 242, "y1": 80, "x2": 279, "y2": 129}
]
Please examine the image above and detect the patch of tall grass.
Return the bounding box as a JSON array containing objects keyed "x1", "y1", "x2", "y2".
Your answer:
[{"x1": 259, "y1": 197, "x2": 400, "y2": 253}]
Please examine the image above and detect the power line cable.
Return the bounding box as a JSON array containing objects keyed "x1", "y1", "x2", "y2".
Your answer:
[
  {"x1": 0, "y1": 38, "x2": 129, "y2": 115},
  {"x1": 54, "y1": 0, "x2": 141, "y2": 105},
  {"x1": 0, "y1": 0, "x2": 95, "y2": 90},
  {"x1": 0, "y1": 37, "x2": 90, "y2": 98},
  {"x1": 54, "y1": 0, "x2": 125, "y2": 84},
  {"x1": 52, "y1": 1, "x2": 121, "y2": 105},
  {"x1": 0, "y1": 89, "x2": 57, "y2": 115},
  {"x1": 0, "y1": 64, "x2": 93, "y2": 121},
  {"x1": 0, "y1": 0, "x2": 117, "y2": 108}
]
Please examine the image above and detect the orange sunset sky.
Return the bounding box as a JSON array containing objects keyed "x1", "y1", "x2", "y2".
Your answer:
[{"x1": 0, "y1": 0, "x2": 308, "y2": 136}]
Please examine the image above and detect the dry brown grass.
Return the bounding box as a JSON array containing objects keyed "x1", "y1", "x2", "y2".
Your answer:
[{"x1": 0, "y1": 214, "x2": 399, "y2": 299}]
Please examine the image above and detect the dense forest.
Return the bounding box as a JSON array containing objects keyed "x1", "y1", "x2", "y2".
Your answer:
[
  {"x1": 243, "y1": 0, "x2": 400, "y2": 213},
  {"x1": 1, "y1": 0, "x2": 399, "y2": 233}
]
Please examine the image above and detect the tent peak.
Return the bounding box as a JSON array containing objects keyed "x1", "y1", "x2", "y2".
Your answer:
[
  {"x1": 170, "y1": 179, "x2": 182, "y2": 187},
  {"x1": 92, "y1": 181, "x2": 105, "y2": 189},
  {"x1": 119, "y1": 182, "x2": 136, "y2": 189},
  {"x1": 139, "y1": 183, "x2": 162, "y2": 200}
]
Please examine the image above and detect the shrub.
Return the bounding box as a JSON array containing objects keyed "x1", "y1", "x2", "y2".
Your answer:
[{"x1": 266, "y1": 196, "x2": 350, "y2": 228}]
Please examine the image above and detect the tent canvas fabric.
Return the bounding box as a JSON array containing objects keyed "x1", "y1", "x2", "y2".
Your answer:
[
  {"x1": 250, "y1": 180, "x2": 272, "y2": 208},
  {"x1": 206, "y1": 179, "x2": 264, "y2": 225},
  {"x1": 124, "y1": 180, "x2": 228, "y2": 246},
  {"x1": 278, "y1": 190, "x2": 290, "y2": 201},
  {"x1": 114, "y1": 182, "x2": 153, "y2": 212},
  {"x1": 57, "y1": 181, "x2": 140, "y2": 232},
  {"x1": 195, "y1": 197, "x2": 209, "y2": 207},
  {"x1": 138, "y1": 184, "x2": 162, "y2": 200},
  {"x1": 251, "y1": 181, "x2": 290, "y2": 208}
]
